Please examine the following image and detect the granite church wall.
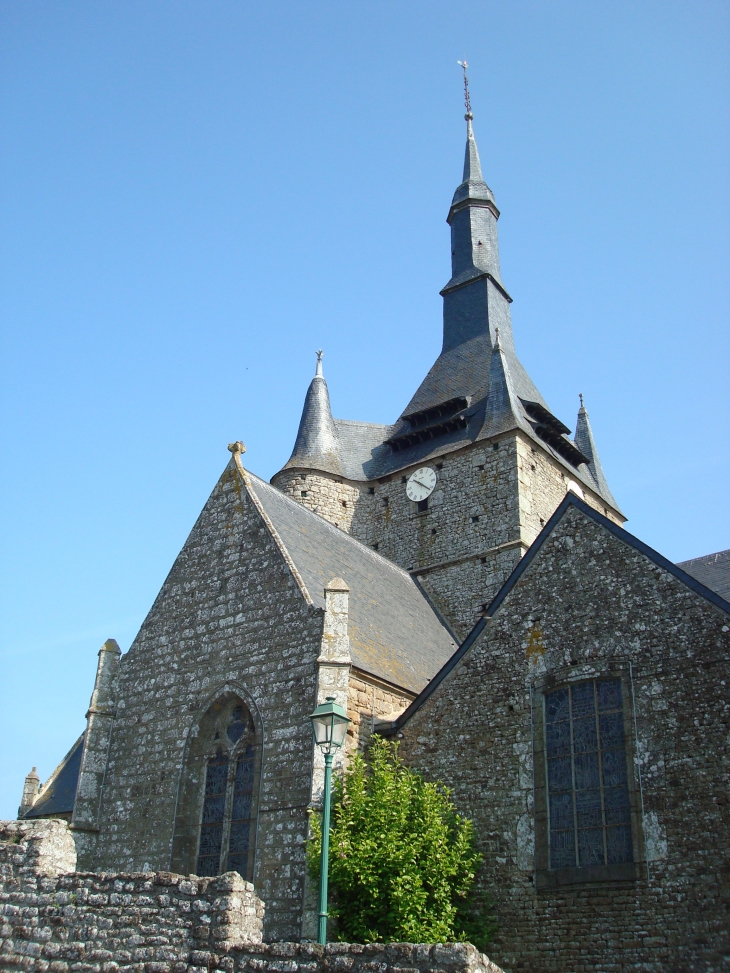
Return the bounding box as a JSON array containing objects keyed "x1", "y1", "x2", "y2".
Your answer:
[
  {"x1": 395, "y1": 504, "x2": 730, "y2": 973},
  {"x1": 86, "y1": 461, "x2": 326, "y2": 942}
]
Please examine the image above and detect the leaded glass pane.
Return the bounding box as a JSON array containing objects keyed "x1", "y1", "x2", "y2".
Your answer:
[
  {"x1": 546, "y1": 719, "x2": 571, "y2": 757},
  {"x1": 606, "y1": 825, "x2": 633, "y2": 864},
  {"x1": 197, "y1": 750, "x2": 229, "y2": 877},
  {"x1": 599, "y1": 712, "x2": 625, "y2": 750},
  {"x1": 226, "y1": 744, "x2": 255, "y2": 877},
  {"x1": 549, "y1": 793, "x2": 574, "y2": 830},
  {"x1": 227, "y1": 706, "x2": 246, "y2": 744},
  {"x1": 545, "y1": 679, "x2": 633, "y2": 872},
  {"x1": 578, "y1": 827, "x2": 605, "y2": 865},
  {"x1": 601, "y1": 748, "x2": 628, "y2": 788},
  {"x1": 575, "y1": 788, "x2": 603, "y2": 830},
  {"x1": 548, "y1": 756, "x2": 573, "y2": 792},
  {"x1": 571, "y1": 681, "x2": 595, "y2": 719},
  {"x1": 604, "y1": 786, "x2": 631, "y2": 825},
  {"x1": 545, "y1": 687, "x2": 570, "y2": 724},
  {"x1": 596, "y1": 679, "x2": 622, "y2": 712},
  {"x1": 549, "y1": 828, "x2": 576, "y2": 868},
  {"x1": 229, "y1": 820, "x2": 250, "y2": 854},
  {"x1": 572, "y1": 716, "x2": 598, "y2": 754},
  {"x1": 574, "y1": 752, "x2": 600, "y2": 791}
]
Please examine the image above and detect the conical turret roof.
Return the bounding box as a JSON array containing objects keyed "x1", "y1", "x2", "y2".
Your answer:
[
  {"x1": 574, "y1": 395, "x2": 618, "y2": 509},
  {"x1": 282, "y1": 352, "x2": 342, "y2": 475}
]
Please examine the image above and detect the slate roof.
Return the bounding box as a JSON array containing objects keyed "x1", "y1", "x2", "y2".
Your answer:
[
  {"x1": 381, "y1": 494, "x2": 730, "y2": 734},
  {"x1": 246, "y1": 471, "x2": 457, "y2": 692},
  {"x1": 23, "y1": 733, "x2": 84, "y2": 819},
  {"x1": 275, "y1": 119, "x2": 621, "y2": 516},
  {"x1": 676, "y1": 550, "x2": 730, "y2": 602}
]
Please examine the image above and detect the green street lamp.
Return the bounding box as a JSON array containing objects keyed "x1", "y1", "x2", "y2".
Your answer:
[{"x1": 309, "y1": 696, "x2": 350, "y2": 945}]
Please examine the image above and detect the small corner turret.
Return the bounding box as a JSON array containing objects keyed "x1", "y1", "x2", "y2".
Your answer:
[{"x1": 281, "y1": 350, "x2": 341, "y2": 477}]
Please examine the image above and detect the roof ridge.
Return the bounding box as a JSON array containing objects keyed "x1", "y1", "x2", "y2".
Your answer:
[
  {"x1": 381, "y1": 493, "x2": 730, "y2": 735},
  {"x1": 678, "y1": 549, "x2": 730, "y2": 565},
  {"x1": 233, "y1": 460, "x2": 315, "y2": 607},
  {"x1": 250, "y1": 470, "x2": 417, "y2": 583},
  {"x1": 334, "y1": 417, "x2": 393, "y2": 430}
]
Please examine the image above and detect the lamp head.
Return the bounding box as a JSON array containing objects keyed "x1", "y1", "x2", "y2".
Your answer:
[{"x1": 309, "y1": 696, "x2": 350, "y2": 753}]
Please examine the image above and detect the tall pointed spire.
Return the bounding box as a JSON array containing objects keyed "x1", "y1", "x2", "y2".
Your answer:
[
  {"x1": 283, "y1": 351, "x2": 341, "y2": 475},
  {"x1": 443, "y1": 62, "x2": 504, "y2": 304},
  {"x1": 574, "y1": 395, "x2": 617, "y2": 508},
  {"x1": 400, "y1": 64, "x2": 546, "y2": 421}
]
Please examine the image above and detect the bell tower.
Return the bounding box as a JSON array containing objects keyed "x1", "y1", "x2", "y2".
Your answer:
[{"x1": 273, "y1": 66, "x2": 623, "y2": 637}]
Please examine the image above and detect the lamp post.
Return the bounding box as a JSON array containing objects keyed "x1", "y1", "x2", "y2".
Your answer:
[{"x1": 309, "y1": 696, "x2": 350, "y2": 945}]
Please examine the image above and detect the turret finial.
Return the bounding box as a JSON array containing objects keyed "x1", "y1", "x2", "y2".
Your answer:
[
  {"x1": 579, "y1": 392, "x2": 585, "y2": 410},
  {"x1": 315, "y1": 349, "x2": 324, "y2": 377},
  {"x1": 457, "y1": 60, "x2": 473, "y2": 123}
]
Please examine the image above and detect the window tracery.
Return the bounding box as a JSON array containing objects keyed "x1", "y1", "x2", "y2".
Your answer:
[
  {"x1": 544, "y1": 678, "x2": 632, "y2": 870},
  {"x1": 174, "y1": 694, "x2": 259, "y2": 880}
]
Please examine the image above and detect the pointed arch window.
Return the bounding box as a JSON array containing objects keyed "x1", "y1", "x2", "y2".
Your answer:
[
  {"x1": 172, "y1": 693, "x2": 260, "y2": 881},
  {"x1": 194, "y1": 702, "x2": 259, "y2": 879}
]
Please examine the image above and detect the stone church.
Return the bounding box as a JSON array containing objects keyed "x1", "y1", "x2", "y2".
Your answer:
[{"x1": 16, "y1": 100, "x2": 730, "y2": 972}]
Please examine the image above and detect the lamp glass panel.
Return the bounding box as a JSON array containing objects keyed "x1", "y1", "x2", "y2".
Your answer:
[
  {"x1": 331, "y1": 718, "x2": 348, "y2": 747},
  {"x1": 312, "y1": 717, "x2": 332, "y2": 745}
]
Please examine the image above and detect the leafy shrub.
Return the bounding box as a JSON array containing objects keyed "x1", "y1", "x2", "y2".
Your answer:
[{"x1": 307, "y1": 737, "x2": 495, "y2": 949}]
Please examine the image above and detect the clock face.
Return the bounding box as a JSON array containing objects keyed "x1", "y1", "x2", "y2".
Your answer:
[{"x1": 406, "y1": 467, "x2": 437, "y2": 502}]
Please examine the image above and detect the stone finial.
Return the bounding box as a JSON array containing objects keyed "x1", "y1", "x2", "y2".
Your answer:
[
  {"x1": 19, "y1": 767, "x2": 40, "y2": 815},
  {"x1": 315, "y1": 349, "x2": 324, "y2": 377},
  {"x1": 579, "y1": 392, "x2": 585, "y2": 411},
  {"x1": 325, "y1": 576, "x2": 349, "y2": 592},
  {"x1": 228, "y1": 441, "x2": 246, "y2": 456}
]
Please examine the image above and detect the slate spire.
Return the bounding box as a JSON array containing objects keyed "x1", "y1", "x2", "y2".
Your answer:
[
  {"x1": 482, "y1": 329, "x2": 530, "y2": 439},
  {"x1": 574, "y1": 395, "x2": 617, "y2": 508},
  {"x1": 283, "y1": 351, "x2": 342, "y2": 475},
  {"x1": 400, "y1": 67, "x2": 546, "y2": 420}
]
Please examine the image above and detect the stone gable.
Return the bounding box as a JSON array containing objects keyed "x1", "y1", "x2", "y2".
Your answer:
[
  {"x1": 394, "y1": 501, "x2": 730, "y2": 972},
  {"x1": 86, "y1": 460, "x2": 326, "y2": 941}
]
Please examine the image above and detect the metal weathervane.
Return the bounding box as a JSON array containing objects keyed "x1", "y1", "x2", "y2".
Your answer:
[{"x1": 457, "y1": 59, "x2": 473, "y2": 120}]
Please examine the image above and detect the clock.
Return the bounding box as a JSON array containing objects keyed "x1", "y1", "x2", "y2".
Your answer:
[{"x1": 406, "y1": 467, "x2": 437, "y2": 502}]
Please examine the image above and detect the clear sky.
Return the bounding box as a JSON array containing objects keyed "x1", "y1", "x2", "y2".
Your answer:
[{"x1": 1, "y1": 0, "x2": 728, "y2": 819}]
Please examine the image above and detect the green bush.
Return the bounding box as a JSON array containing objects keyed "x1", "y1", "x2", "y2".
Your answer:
[{"x1": 307, "y1": 737, "x2": 495, "y2": 950}]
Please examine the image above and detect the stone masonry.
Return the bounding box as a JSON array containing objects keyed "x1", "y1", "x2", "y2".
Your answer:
[
  {"x1": 0, "y1": 820, "x2": 507, "y2": 973},
  {"x1": 275, "y1": 432, "x2": 621, "y2": 638},
  {"x1": 81, "y1": 461, "x2": 326, "y2": 941},
  {"x1": 394, "y1": 500, "x2": 730, "y2": 973}
]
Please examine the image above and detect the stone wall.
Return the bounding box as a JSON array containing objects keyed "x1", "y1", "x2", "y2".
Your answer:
[
  {"x1": 86, "y1": 460, "x2": 326, "y2": 942},
  {"x1": 1, "y1": 820, "x2": 506, "y2": 973},
  {"x1": 275, "y1": 435, "x2": 620, "y2": 639},
  {"x1": 346, "y1": 671, "x2": 414, "y2": 753},
  {"x1": 0, "y1": 819, "x2": 265, "y2": 970},
  {"x1": 395, "y1": 503, "x2": 730, "y2": 973},
  {"x1": 272, "y1": 470, "x2": 363, "y2": 532},
  {"x1": 515, "y1": 436, "x2": 621, "y2": 543}
]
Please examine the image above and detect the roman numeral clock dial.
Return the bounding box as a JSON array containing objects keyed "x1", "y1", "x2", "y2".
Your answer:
[{"x1": 405, "y1": 467, "x2": 437, "y2": 502}]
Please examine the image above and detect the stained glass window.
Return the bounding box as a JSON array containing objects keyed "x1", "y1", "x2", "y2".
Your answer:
[
  {"x1": 227, "y1": 744, "x2": 255, "y2": 875},
  {"x1": 195, "y1": 699, "x2": 258, "y2": 881},
  {"x1": 545, "y1": 679, "x2": 632, "y2": 870},
  {"x1": 227, "y1": 706, "x2": 247, "y2": 745},
  {"x1": 196, "y1": 749, "x2": 229, "y2": 876}
]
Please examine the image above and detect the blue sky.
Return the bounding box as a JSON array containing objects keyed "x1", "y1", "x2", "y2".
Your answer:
[{"x1": 1, "y1": 0, "x2": 728, "y2": 818}]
